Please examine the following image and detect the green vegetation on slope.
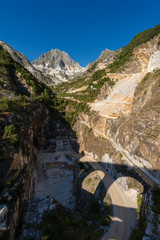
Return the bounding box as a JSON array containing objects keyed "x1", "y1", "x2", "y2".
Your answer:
[
  {"x1": 0, "y1": 45, "x2": 91, "y2": 126},
  {"x1": 87, "y1": 62, "x2": 98, "y2": 72},
  {"x1": 0, "y1": 122, "x2": 20, "y2": 161},
  {"x1": 151, "y1": 186, "x2": 160, "y2": 215},
  {"x1": 48, "y1": 97, "x2": 90, "y2": 126},
  {"x1": 54, "y1": 76, "x2": 87, "y2": 93},
  {"x1": 41, "y1": 206, "x2": 103, "y2": 240},
  {"x1": 130, "y1": 194, "x2": 147, "y2": 240},
  {"x1": 55, "y1": 69, "x2": 115, "y2": 103},
  {"x1": 0, "y1": 88, "x2": 90, "y2": 128},
  {"x1": 0, "y1": 46, "x2": 48, "y2": 96},
  {"x1": 73, "y1": 77, "x2": 115, "y2": 102},
  {"x1": 3, "y1": 124, "x2": 19, "y2": 147},
  {"x1": 54, "y1": 69, "x2": 105, "y2": 94},
  {"x1": 54, "y1": 69, "x2": 106, "y2": 94},
  {"x1": 108, "y1": 24, "x2": 160, "y2": 72}
]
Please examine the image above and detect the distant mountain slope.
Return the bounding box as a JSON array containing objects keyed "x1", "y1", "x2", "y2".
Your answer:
[
  {"x1": 0, "y1": 44, "x2": 48, "y2": 100},
  {"x1": 0, "y1": 40, "x2": 60, "y2": 85},
  {"x1": 32, "y1": 49, "x2": 86, "y2": 82},
  {"x1": 54, "y1": 24, "x2": 160, "y2": 118},
  {"x1": 87, "y1": 49, "x2": 120, "y2": 71}
]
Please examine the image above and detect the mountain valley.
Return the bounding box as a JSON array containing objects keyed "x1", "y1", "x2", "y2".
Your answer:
[{"x1": 0, "y1": 24, "x2": 160, "y2": 240}]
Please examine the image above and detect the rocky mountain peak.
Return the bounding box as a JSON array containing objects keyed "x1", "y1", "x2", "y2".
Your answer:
[{"x1": 32, "y1": 49, "x2": 86, "y2": 82}]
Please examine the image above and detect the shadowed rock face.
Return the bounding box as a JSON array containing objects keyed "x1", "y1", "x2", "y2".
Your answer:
[{"x1": 32, "y1": 49, "x2": 86, "y2": 82}]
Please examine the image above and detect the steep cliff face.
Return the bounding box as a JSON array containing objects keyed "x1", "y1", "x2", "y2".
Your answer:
[
  {"x1": 118, "y1": 33, "x2": 160, "y2": 74},
  {"x1": 110, "y1": 70, "x2": 160, "y2": 172},
  {"x1": 90, "y1": 33, "x2": 160, "y2": 119},
  {"x1": 0, "y1": 104, "x2": 50, "y2": 239},
  {"x1": 108, "y1": 24, "x2": 160, "y2": 73},
  {"x1": 75, "y1": 44, "x2": 160, "y2": 184},
  {"x1": 73, "y1": 70, "x2": 160, "y2": 239},
  {"x1": 0, "y1": 96, "x2": 81, "y2": 239},
  {"x1": 62, "y1": 26, "x2": 160, "y2": 240}
]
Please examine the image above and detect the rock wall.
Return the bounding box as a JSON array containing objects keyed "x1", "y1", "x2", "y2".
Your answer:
[
  {"x1": 0, "y1": 105, "x2": 52, "y2": 239},
  {"x1": 118, "y1": 33, "x2": 160, "y2": 74},
  {"x1": 74, "y1": 68, "x2": 160, "y2": 240},
  {"x1": 109, "y1": 69, "x2": 160, "y2": 176},
  {"x1": 75, "y1": 115, "x2": 144, "y2": 192}
]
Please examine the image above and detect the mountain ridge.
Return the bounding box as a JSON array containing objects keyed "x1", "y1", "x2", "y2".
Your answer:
[
  {"x1": 1, "y1": 24, "x2": 160, "y2": 240},
  {"x1": 0, "y1": 40, "x2": 122, "y2": 86}
]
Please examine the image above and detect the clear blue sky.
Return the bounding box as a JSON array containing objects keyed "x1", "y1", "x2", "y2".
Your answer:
[{"x1": 0, "y1": 0, "x2": 160, "y2": 66}]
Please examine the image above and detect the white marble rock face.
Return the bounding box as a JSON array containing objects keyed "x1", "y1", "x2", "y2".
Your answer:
[
  {"x1": 148, "y1": 50, "x2": 160, "y2": 72},
  {"x1": 32, "y1": 49, "x2": 86, "y2": 82}
]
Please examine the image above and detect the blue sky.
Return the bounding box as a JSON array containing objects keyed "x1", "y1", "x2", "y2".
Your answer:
[{"x1": 0, "y1": 0, "x2": 160, "y2": 66}]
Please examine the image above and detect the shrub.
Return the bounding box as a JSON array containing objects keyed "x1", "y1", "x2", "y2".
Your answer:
[
  {"x1": 3, "y1": 124, "x2": 20, "y2": 146},
  {"x1": 41, "y1": 208, "x2": 103, "y2": 240},
  {"x1": 9, "y1": 133, "x2": 20, "y2": 146},
  {"x1": 130, "y1": 194, "x2": 147, "y2": 240},
  {"x1": 4, "y1": 124, "x2": 16, "y2": 137},
  {"x1": 0, "y1": 99, "x2": 9, "y2": 112},
  {"x1": 88, "y1": 62, "x2": 98, "y2": 71},
  {"x1": 151, "y1": 186, "x2": 160, "y2": 214}
]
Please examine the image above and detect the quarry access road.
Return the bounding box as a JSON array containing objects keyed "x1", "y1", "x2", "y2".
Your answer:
[
  {"x1": 80, "y1": 154, "x2": 137, "y2": 240},
  {"x1": 37, "y1": 150, "x2": 137, "y2": 239}
]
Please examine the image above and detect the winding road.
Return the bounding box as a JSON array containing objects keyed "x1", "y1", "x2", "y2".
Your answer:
[
  {"x1": 80, "y1": 154, "x2": 137, "y2": 240},
  {"x1": 37, "y1": 150, "x2": 137, "y2": 240}
]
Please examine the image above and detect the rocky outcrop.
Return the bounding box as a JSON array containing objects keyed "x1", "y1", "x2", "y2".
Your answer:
[
  {"x1": 117, "y1": 33, "x2": 160, "y2": 74},
  {"x1": 87, "y1": 49, "x2": 120, "y2": 71}
]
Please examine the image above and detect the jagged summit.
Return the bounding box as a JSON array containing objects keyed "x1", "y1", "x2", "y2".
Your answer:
[{"x1": 32, "y1": 49, "x2": 86, "y2": 82}]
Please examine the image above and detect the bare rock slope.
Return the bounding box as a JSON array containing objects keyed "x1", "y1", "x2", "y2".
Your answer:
[{"x1": 90, "y1": 32, "x2": 160, "y2": 118}]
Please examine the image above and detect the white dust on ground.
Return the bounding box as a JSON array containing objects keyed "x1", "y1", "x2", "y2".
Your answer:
[
  {"x1": 36, "y1": 152, "x2": 77, "y2": 209},
  {"x1": 90, "y1": 73, "x2": 145, "y2": 118}
]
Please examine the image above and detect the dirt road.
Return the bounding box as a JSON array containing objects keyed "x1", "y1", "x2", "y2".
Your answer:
[{"x1": 80, "y1": 155, "x2": 137, "y2": 240}]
